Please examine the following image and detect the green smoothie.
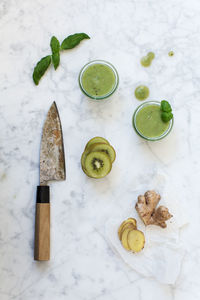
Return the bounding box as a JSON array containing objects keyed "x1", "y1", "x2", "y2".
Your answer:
[
  {"x1": 135, "y1": 85, "x2": 149, "y2": 100},
  {"x1": 135, "y1": 104, "x2": 170, "y2": 138},
  {"x1": 81, "y1": 63, "x2": 116, "y2": 98},
  {"x1": 140, "y1": 52, "x2": 155, "y2": 67},
  {"x1": 168, "y1": 51, "x2": 174, "y2": 57}
]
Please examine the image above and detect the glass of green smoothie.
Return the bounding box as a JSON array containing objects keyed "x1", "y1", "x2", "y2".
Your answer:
[
  {"x1": 79, "y1": 60, "x2": 119, "y2": 100},
  {"x1": 132, "y1": 101, "x2": 173, "y2": 141}
]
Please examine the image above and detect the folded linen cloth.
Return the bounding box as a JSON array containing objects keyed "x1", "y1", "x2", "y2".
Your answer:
[{"x1": 105, "y1": 172, "x2": 188, "y2": 284}]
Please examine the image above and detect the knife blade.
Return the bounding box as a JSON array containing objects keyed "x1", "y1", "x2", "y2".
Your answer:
[{"x1": 34, "y1": 102, "x2": 65, "y2": 261}]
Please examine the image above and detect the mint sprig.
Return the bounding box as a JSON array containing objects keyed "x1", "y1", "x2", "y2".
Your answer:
[
  {"x1": 33, "y1": 33, "x2": 90, "y2": 85},
  {"x1": 160, "y1": 100, "x2": 173, "y2": 122}
]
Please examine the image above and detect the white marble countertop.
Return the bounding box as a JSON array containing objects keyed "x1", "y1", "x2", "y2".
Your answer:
[{"x1": 0, "y1": 0, "x2": 200, "y2": 299}]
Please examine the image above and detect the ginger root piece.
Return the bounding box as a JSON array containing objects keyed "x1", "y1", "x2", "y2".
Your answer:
[{"x1": 135, "y1": 190, "x2": 172, "y2": 228}]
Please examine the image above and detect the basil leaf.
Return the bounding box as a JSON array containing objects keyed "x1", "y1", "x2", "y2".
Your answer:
[
  {"x1": 33, "y1": 55, "x2": 51, "y2": 85},
  {"x1": 52, "y1": 52, "x2": 60, "y2": 70},
  {"x1": 161, "y1": 112, "x2": 173, "y2": 122},
  {"x1": 161, "y1": 100, "x2": 172, "y2": 112},
  {"x1": 50, "y1": 36, "x2": 60, "y2": 54},
  {"x1": 50, "y1": 36, "x2": 60, "y2": 70},
  {"x1": 61, "y1": 33, "x2": 90, "y2": 50}
]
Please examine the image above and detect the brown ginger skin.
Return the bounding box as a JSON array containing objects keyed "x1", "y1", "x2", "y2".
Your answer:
[{"x1": 135, "y1": 190, "x2": 172, "y2": 228}]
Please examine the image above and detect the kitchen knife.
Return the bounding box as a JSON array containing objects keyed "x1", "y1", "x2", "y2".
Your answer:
[{"x1": 34, "y1": 102, "x2": 66, "y2": 261}]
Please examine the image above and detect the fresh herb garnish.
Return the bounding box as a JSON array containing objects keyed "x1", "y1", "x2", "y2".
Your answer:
[
  {"x1": 50, "y1": 36, "x2": 60, "y2": 53},
  {"x1": 160, "y1": 100, "x2": 173, "y2": 122},
  {"x1": 50, "y1": 36, "x2": 60, "y2": 70},
  {"x1": 33, "y1": 33, "x2": 90, "y2": 85},
  {"x1": 161, "y1": 100, "x2": 172, "y2": 112},
  {"x1": 161, "y1": 111, "x2": 173, "y2": 122},
  {"x1": 33, "y1": 55, "x2": 51, "y2": 86},
  {"x1": 61, "y1": 33, "x2": 90, "y2": 50},
  {"x1": 51, "y1": 52, "x2": 60, "y2": 71}
]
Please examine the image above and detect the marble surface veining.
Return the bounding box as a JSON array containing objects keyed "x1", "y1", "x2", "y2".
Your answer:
[{"x1": 0, "y1": 0, "x2": 200, "y2": 299}]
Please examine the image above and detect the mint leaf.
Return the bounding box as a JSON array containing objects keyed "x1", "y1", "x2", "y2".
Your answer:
[
  {"x1": 161, "y1": 112, "x2": 173, "y2": 122},
  {"x1": 50, "y1": 36, "x2": 60, "y2": 70},
  {"x1": 161, "y1": 100, "x2": 172, "y2": 112},
  {"x1": 33, "y1": 55, "x2": 51, "y2": 85},
  {"x1": 61, "y1": 33, "x2": 90, "y2": 50}
]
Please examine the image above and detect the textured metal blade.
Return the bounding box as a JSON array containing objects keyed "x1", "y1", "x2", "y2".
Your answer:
[{"x1": 40, "y1": 102, "x2": 65, "y2": 185}]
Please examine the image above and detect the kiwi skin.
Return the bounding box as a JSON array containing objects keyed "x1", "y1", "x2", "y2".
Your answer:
[
  {"x1": 84, "y1": 151, "x2": 112, "y2": 179},
  {"x1": 85, "y1": 137, "x2": 109, "y2": 151},
  {"x1": 88, "y1": 143, "x2": 116, "y2": 163}
]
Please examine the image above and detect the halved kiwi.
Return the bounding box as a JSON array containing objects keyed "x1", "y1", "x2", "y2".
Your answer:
[
  {"x1": 85, "y1": 137, "x2": 109, "y2": 151},
  {"x1": 84, "y1": 151, "x2": 112, "y2": 178},
  {"x1": 88, "y1": 143, "x2": 116, "y2": 163}
]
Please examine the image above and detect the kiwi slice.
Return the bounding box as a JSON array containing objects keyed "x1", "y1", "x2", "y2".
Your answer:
[
  {"x1": 88, "y1": 143, "x2": 116, "y2": 163},
  {"x1": 81, "y1": 150, "x2": 88, "y2": 170},
  {"x1": 81, "y1": 150, "x2": 90, "y2": 173},
  {"x1": 81, "y1": 151, "x2": 96, "y2": 177},
  {"x1": 85, "y1": 137, "x2": 109, "y2": 151},
  {"x1": 84, "y1": 151, "x2": 112, "y2": 178}
]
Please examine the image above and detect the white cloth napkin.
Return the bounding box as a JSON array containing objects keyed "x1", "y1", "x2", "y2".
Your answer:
[{"x1": 105, "y1": 172, "x2": 188, "y2": 284}]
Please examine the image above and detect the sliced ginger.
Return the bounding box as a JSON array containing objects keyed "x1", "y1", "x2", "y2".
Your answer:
[
  {"x1": 126, "y1": 218, "x2": 137, "y2": 227},
  {"x1": 118, "y1": 218, "x2": 137, "y2": 240},
  {"x1": 121, "y1": 228, "x2": 131, "y2": 250},
  {"x1": 127, "y1": 230, "x2": 145, "y2": 252},
  {"x1": 135, "y1": 190, "x2": 172, "y2": 228},
  {"x1": 118, "y1": 218, "x2": 145, "y2": 253}
]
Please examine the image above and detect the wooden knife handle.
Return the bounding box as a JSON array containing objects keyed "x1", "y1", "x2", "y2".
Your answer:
[{"x1": 34, "y1": 186, "x2": 50, "y2": 261}]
